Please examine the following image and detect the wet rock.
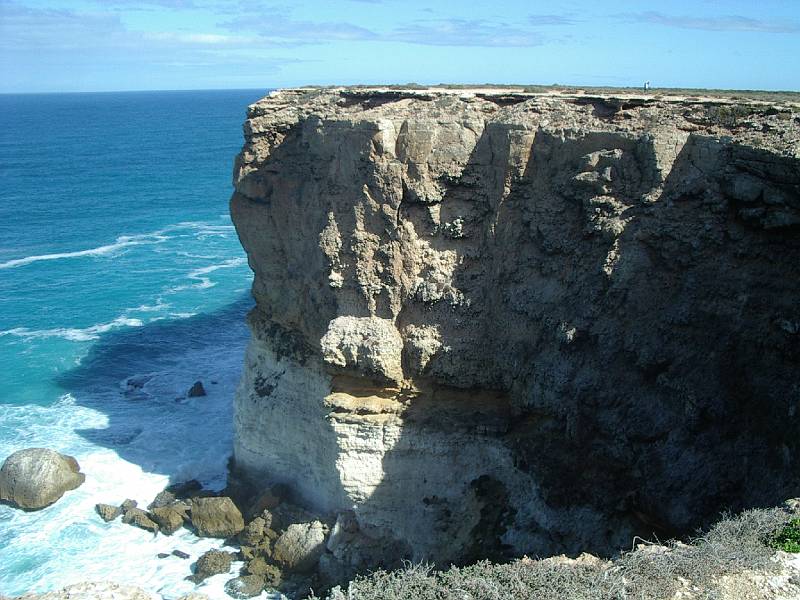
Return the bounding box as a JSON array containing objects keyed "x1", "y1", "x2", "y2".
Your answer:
[
  {"x1": 121, "y1": 508, "x2": 159, "y2": 533},
  {"x1": 187, "y1": 381, "x2": 207, "y2": 397},
  {"x1": 191, "y1": 496, "x2": 244, "y2": 538},
  {"x1": 0, "y1": 448, "x2": 85, "y2": 510},
  {"x1": 165, "y1": 479, "x2": 203, "y2": 499},
  {"x1": 158, "y1": 553, "x2": 170, "y2": 559},
  {"x1": 245, "y1": 557, "x2": 282, "y2": 588},
  {"x1": 148, "y1": 490, "x2": 176, "y2": 510},
  {"x1": 224, "y1": 574, "x2": 265, "y2": 599},
  {"x1": 239, "y1": 516, "x2": 269, "y2": 546},
  {"x1": 95, "y1": 503, "x2": 122, "y2": 522},
  {"x1": 190, "y1": 549, "x2": 234, "y2": 583},
  {"x1": 120, "y1": 499, "x2": 138, "y2": 513},
  {"x1": 272, "y1": 521, "x2": 327, "y2": 572},
  {"x1": 151, "y1": 505, "x2": 185, "y2": 535},
  {"x1": 172, "y1": 549, "x2": 191, "y2": 559},
  {"x1": 278, "y1": 574, "x2": 313, "y2": 598}
]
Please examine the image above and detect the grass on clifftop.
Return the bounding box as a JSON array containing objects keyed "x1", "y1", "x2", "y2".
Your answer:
[{"x1": 313, "y1": 508, "x2": 796, "y2": 600}]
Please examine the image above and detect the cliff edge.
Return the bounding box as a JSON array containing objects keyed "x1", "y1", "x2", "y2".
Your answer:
[{"x1": 229, "y1": 87, "x2": 800, "y2": 578}]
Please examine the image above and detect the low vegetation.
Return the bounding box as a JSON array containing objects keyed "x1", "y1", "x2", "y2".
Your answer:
[
  {"x1": 313, "y1": 507, "x2": 798, "y2": 600},
  {"x1": 771, "y1": 518, "x2": 800, "y2": 553}
]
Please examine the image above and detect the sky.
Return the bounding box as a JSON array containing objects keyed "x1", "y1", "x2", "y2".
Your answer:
[{"x1": 0, "y1": 0, "x2": 798, "y2": 93}]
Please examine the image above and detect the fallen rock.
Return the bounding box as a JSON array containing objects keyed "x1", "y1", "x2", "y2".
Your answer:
[
  {"x1": 95, "y1": 503, "x2": 122, "y2": 522},
  {"x1": 172, "y1": 549, "x2": 191, "y2": 559},
  {"x1": 239, "y1": 516, "x2": 269, "y2": 546},
  {"x1": 0, "y1": 448, "x2": 85, "y2": 510},
  {"x1": 121, "y1": 507, "x2": 159, "y2": 533},
  {"x1": 187, "y1": 381, "x2": 207, "y2": 397},
  {"x1": 148, "y1": 490, "x2": 176, "y2": 510},
  {"x1": 151, "y1": 505, "x2": 185, "y2": 535},
  {"x1": 224, "y1": 574, "x2": 265, "y2": 599},
  {"x1": 190, "y1": 549, "x2": 234, "y2": 583},
  {"x1": 191, "y1": 496, "x2": 244, "y2": 538},
  {"x1": 245, "y1": 558, "x2": 281, "y2": 587},
  {"x1": 272, "y1": 521, "x2": 327, "y2": 572}
]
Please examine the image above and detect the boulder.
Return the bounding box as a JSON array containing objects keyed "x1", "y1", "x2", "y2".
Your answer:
[
  {"x1": 187, "y1": 381, "x2": 207, "y2": 397},
  {"x1": 224, "y1": 574, "x2": 265, "y2": 599},
  {"x1": 245, "y1": 558, "x2": 281, "y2": 587},
  {"x1": 120, "y1": 499, "x2": 138, "y2": 513},
  {"x1": 151, "y1": 505, "x2": 185, "y2": 535},
  {"x1": 148, "y1": 490, "x2": 176, "y2": 510},
  {"x1": 239, "y1": 516, "x2": 268, "y2": 546},
  {"x1": 0, "y1": 448, "x2": 85, "y2": 510},
  {"x1": 272, "y1": 521, "x2": 327, "y2": 572},
  {"x1": 190, "y1": 496, "x2": 244, "y2": 538},
  {"x1": 121, "y1": 508, "x2": 159, "y2": 533},
  {"x1": 95, "y1": 503, "x2": 122, "y2": 522},
  {"x1": 172, "y1": 549, "x2": 191, "y2": 559},
  {"x1": 190, "y1": 549, "x2": 234, "y2": 583}
]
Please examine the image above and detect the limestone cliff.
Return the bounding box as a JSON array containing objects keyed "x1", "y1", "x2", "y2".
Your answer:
[{"x1": 229, "y1": 87, "x2": 800, "y2": 574}]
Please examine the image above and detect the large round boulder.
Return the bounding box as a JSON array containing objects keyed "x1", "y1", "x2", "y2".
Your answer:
[{"x1": 0, "y1": 448, "x2": 85, "y2": 510}]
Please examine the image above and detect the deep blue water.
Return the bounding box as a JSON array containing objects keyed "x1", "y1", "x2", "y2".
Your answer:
[{"x1": 0, "y1": 90, "x2": 268, "y2": 598}]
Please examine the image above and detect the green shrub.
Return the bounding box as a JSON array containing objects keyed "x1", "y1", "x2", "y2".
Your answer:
[{"x1": 770, "y1": 518, "x2": 800, "y2": 553}]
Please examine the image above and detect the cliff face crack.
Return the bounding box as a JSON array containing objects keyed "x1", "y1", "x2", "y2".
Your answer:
[{"x1": 230, "y1": 87, "x2": 800, "y2": 570}]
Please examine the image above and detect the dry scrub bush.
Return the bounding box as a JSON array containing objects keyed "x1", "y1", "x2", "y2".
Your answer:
[{"x1": 313, "y1": 508, "x2": 795, "y2": 600}]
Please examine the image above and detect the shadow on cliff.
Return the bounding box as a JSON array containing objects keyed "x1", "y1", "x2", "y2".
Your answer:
[
  {"x1": 55, "y1": 294, "x2": 252, "y2": 485},
  {"x1": 354, "y1": 120, "x2": 800, "y2": 566},
  {"x1": 234, "y1": 107, "x2": 799, "y2": 586}
]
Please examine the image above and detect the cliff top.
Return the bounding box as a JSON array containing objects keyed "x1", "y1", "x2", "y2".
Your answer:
[
  {"x1": 265, "y1": 84, "x2": 800, "y2": 106},
  {"x1": 246, "y1": 86, "x2": 800, "y2": 159}
]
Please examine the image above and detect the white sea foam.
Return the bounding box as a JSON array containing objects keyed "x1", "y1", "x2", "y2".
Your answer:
[
  {"x1": 0, "y1": 317, "x2": 144, "y2": 342},
  {"x1": 0, "y1": 234, "x2": 169, "y2": 270},
  {"x1": 0, "y1": 340, "x2": 272, "y2": 599},
  {"x1": 184, "y1": 258, "x2": 247, "y2": 290},
  {"x1": 0, "y1": 220, "x2": 235, "y2": 271}
]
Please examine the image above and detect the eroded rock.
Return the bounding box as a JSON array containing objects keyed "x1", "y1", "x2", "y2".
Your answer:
[
  {"x1": 190, "y1": 549, "x2": 234, "y2": 583},
  {"x1": 151, "y1": 504, "x2": 186, "y2": 535},
  {"x1": 95, "y1": 503, "x2": 122, "y2": 522},
  {"x1": 191, "y1": 496, "x2": 245, "y2": 538},
  {"x1": 224, "y1": 574, "x2": 265, "y2": 599},
  {"x1": 272, "y1": 521, "x2": 327, "y2": 573},
  {"x1": 187, "y1": 381, "x2": 207, "y2": 398},
  {"x1": 122, "y1": 508, "x2": 159, "y2": 533},
  {"x1": 0, "y1": 448, "x2": 85, "y2": 510}
]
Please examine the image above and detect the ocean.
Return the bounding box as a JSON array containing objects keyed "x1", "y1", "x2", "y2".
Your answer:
[{"x1": 0, "y1": 90, "x2": 267, "y2": 598}]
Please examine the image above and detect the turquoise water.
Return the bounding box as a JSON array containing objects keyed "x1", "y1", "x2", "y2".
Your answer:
[{"x1": 0, "y1": 90, "x2": 266, "y2": 598}]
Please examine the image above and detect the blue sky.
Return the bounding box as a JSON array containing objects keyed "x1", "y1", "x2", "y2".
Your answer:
[{"x1": 1, "y1": 0, "x2": 798, "y2": 93}]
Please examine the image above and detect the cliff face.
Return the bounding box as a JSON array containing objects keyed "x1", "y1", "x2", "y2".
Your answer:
[{"x1": 230, "y1": 88, "x2": 800, "y2": 571}]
